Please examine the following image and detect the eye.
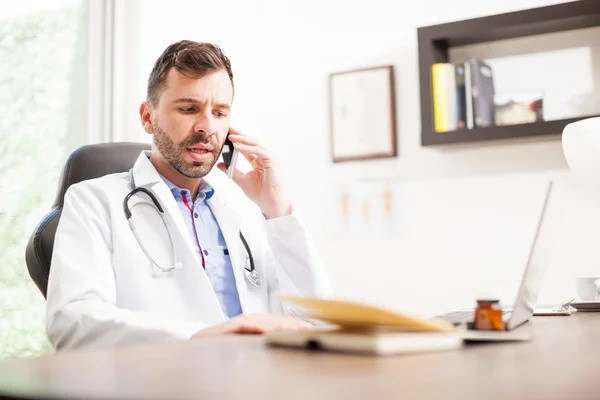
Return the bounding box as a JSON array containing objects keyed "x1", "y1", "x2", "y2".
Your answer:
[
  {"x1": 214, "y1": 111, "x2": 227, "y2": 118},
  {"x1": 179, "y1": 107, "x2": 196, "y2": 113}
]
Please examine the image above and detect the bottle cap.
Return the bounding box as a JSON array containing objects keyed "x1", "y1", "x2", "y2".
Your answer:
[{"x1": 476, "y1": 299, "x2": 500, "y2": 305}]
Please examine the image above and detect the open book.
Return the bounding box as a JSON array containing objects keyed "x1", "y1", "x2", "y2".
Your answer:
[{"x1": 265, "y1": 295, "x2": 462, "y2": 356}]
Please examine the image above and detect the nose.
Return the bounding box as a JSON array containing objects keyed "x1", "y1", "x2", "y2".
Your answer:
[{"x1": 192, "y1": 112, "x2": 216, "y2": 137}]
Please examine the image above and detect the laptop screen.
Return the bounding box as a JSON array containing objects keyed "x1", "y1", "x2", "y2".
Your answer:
[{"x1": 507, "y1": 180, "x2": 555, "y2": 330}]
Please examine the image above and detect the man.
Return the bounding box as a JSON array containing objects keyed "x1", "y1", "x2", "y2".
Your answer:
[{"x1": 46, "y1": 40, "x2": 333, "y2": 350}]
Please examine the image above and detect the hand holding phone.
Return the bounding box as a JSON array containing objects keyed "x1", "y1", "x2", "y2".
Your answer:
[{"x1": 220, "y1": 128, "x2": 292, "y2": 219}]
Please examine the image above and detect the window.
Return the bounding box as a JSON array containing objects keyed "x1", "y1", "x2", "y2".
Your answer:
[{"x1": 0, "y1": 0, "x2": 89, "y2": 359}]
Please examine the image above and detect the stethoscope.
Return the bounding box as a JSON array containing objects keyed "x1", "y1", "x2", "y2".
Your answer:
[{"x1": 123, "y1": 169, "x2": 260, "y2": 287}]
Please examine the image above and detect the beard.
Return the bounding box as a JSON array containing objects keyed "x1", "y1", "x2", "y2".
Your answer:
[{"x1": 152, "y1": 122, "x2": 220, "y2": 179}]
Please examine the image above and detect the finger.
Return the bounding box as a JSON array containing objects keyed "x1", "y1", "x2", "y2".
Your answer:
[
  {"x1": 234, "y1": 324, "x2": 269, "y2": 334},
  {"x1": 255, "y1": 313, "x2": 308, "y2": 325},
  {"x1": 246, "y1": 315, "x2": 280, "y2": 330},
  {"x1": 226, "y1": 129, "x2": 270, "y2": 165},
  {"x1": 278, "y1": 315, "x2": 314, "y2": 330},
  {"x1": 227, "y1": 133, "x2": 262, "y2": 147},
  {"x1": 227, "y1": 126, "x2": 244, "y2": 136},
  {"x1": 239, "y1": 150, "x2": 258, "y2": 166},
  {"x1": 259, "y1": 315, "x2": 313, "y2": 332},
  {"x1": 216, "y1": 162, "x2": 245, "y2": 181},
  {"x1": 234, "y1": 314, "x2": 313, "y2": 334},
  {"x1": 233, "y1": 142, "x2": 270, "y2": 163},
  {"x1": 225, "y1": 316, "x2": 274, "y2": 334}
]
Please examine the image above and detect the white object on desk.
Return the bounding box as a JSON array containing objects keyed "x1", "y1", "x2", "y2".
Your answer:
[
  {"x1": 570, "y1": 301, "x2": 600, "y2": 312},
  {"x1": 533, "y1": 308, "x2": 572, "y2": 316},
  {"x1": 533, "y1": 299, "x2": 574, "y2": 316},
  {"x1": 459, "y1": 328, "x2": 532, "y2": 342},
  {"x1": 562, "y1": 117, "x2": 600, "y2": 177}
]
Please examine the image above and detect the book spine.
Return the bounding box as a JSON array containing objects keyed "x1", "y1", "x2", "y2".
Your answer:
[
  {"x1": 464, "y1": 61, "x2": 474, "y2": 129},
  {"x1": 444, "y1": 65, "x2": 458, "y2": 131},
  {"x1": 470, "y1": 59, "x2": 495, "y2": 128},
  {"x1": 432, "y1": 63, "x2": 448, "y2": 133},
  {"x1": 454, "y1": 63, "x2": 467, "y2": 130},
  {"x1": 432, "y1": 63, "x2": 458, "y2": 133}
]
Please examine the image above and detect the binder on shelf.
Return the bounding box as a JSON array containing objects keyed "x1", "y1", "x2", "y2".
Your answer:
[
  {"x1": 455, "y1": 63, "x2": 467, "y2": 129},
  {"x1": 465, "y1": 58, "x2": 496, "y2": 128},
  {"x1": 431, "y1": 63, "x2": 457, "y2": 133}
]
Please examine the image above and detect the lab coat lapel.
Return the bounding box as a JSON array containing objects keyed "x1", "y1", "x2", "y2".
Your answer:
[
  {"x1": 131, "y1": 152, "x2": 200, "y2": 265},
  {"x1": 151, "y1": 183, "x2": 201, "y2": 263}
]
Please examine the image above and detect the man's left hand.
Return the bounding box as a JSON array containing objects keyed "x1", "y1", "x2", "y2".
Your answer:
[{"x1": 217, "y1": 127, "x2": 292, "y2": 219}]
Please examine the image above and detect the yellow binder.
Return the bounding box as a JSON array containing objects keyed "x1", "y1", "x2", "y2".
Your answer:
[{"x1": 432, "y1": 63, "x2": 448, "y2": 133}]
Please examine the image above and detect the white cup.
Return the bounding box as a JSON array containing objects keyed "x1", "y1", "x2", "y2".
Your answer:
[
  {"x1": 575, "y1": 277, "x2": 600, "y2": 301},
  {"x1": 562, "y1": 117, "x2": 600, "y2": 178}
]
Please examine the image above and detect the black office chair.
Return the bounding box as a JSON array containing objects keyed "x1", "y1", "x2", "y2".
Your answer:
[{"x1": 25, "y1": 142, "x2": 151, "y2": 298}]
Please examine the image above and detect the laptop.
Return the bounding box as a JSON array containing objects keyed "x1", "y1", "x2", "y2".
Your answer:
[{"x1": 437, "y1": 179, "x2": 554, "y2": 333}]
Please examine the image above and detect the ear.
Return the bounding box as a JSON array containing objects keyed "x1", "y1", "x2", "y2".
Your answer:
[{"x1": 139, "y1": 102, "x2": 155, "y2": 134}]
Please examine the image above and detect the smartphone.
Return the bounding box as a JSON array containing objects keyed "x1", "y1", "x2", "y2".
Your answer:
[{"x1": 221, "y1": 132, "x2": 239, "y2": 179}]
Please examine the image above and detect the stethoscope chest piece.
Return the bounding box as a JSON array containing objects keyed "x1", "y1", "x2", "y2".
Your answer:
[{"x1": 245, "y1": 267, "x2": 261, "y2": 287}]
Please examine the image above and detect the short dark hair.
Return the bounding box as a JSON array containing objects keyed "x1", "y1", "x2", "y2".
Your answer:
[{"x1": 146, "y1": 40, "x2": 234, "y2": 105}]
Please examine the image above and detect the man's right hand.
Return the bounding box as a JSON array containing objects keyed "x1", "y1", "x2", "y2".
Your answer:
[{"x1": 190, "y1": 313, "x2": 314, "y2": 339}]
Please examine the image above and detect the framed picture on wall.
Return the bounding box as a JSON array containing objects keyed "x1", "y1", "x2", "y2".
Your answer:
[{"x1": 329, "y1": 65, "x2": 397, "y2": 162}]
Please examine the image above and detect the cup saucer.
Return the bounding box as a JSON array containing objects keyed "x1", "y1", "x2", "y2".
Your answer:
[{"x1": 570, "y1": 301, "x2": 600, "y2": 311}]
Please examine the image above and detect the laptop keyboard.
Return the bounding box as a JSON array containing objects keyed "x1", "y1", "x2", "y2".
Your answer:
[{"x1": 436, "y1": 310, "x2": 513, "y2": 325}]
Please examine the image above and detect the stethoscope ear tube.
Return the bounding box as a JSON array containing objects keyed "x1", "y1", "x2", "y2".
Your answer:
[
  {"x1": 124, "y1": 176, "x2": 179, "y2": 273},
  {"x1": 124, "y1": 187, "x2": 164, "y2": 219}
]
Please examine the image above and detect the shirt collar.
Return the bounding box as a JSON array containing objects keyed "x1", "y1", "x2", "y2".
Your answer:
[{"x1": 159, "y1": 174, "x2": 215, "y2": 201}]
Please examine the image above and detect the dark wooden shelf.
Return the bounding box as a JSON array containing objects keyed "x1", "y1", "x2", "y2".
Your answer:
[
  {"x1": 417, "y1": 0, "x2": 600, "y2": 147},
  {"x1": 422, "y1": 114, "x2": 600, "y2": 146}
]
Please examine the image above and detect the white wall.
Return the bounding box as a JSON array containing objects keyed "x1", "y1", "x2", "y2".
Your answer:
[{"x1": 121, "y1": 0, "x2": 600, "y2": 317}]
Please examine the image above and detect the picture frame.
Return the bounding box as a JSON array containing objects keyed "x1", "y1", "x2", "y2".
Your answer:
[{"x1": 329, "y1": 65, "x2": 397, "y2": 162}]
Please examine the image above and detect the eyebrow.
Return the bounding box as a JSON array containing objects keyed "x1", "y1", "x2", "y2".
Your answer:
[{"x1": 171, "y1": 98, "x2": 231, "y2": 110}]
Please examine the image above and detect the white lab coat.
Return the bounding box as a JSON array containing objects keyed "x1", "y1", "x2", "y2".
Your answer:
[{"x1": 46, "y1": 151, "x2": 333, "y2": 351}]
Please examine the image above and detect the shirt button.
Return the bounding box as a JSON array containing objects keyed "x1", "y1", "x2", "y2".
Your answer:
[
  {"x1": 194, "y1": 212, "x2": 199, "y2": 218},
  {"x1": 180, "y1": 190, "x2": 186, "y2": 196},
  {"x1": 203, "y1": 249, "x2": 209, "y2": 255}
]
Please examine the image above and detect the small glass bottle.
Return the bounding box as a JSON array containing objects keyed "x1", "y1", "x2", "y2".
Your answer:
[{"x1": 473, "y1": 299, "x2": 504, "y2": 330}]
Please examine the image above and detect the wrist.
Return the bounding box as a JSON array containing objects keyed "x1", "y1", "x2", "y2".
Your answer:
[{"x1": 262, "y1": 200, "x2": 292, "y2": 220}]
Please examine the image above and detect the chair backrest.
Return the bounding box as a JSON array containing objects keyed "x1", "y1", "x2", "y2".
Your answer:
[{"x1": 25, "y1": 142, "x2": 151, "y2": 298}]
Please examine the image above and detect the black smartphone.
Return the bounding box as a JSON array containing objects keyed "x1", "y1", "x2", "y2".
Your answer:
[
  {"x1": 221, "y1": 132, "x2": 235, "y2": 167},
  {"x1": 221, "y1": 132, "x2": 239, "y2": 178}
]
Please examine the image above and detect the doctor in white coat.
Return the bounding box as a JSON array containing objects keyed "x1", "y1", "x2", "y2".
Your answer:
[{"x1": 46, "y1": 40, "x2": 333, "y2": 351}]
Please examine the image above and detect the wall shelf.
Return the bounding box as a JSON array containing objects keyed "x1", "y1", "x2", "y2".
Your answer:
[
  {"x1": 423, "y1": 114, "x2": 600, "y2": 146},
  {"x1": 417, "y1": 0, "x2": 600, "y2": 147}
]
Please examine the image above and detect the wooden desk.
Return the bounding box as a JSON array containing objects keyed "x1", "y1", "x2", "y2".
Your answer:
[{"x1": 0, "y1": 314, "x2": 598, "y2": 400}]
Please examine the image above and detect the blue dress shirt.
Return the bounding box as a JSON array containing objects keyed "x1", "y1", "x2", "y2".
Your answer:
[{"x1": 160, "y1": 175, "x2": 243, "y2": 319}]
